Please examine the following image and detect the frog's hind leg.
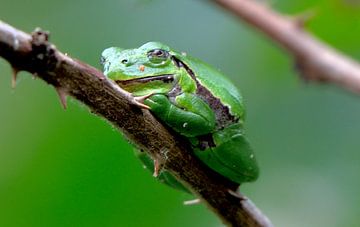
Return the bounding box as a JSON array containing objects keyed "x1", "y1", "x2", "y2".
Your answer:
[{"x1": 194, "y1": 128, "x2": 259, "y2": 184}]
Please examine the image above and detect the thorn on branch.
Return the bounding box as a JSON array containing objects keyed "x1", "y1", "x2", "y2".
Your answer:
[
  {"x1": 133, "y1": 93, "x2": 152, "y2": 109},
  {"x1": 55, "y1": 87, "x2": 68, "y2": 110},
  {"x1": 294, "y1": 57, "x2": 330, "y2": 83},
  {"x1": 294, "y1": 57, "x2": 314, "y2": 82},
  {"x1": 32, "y1": 72, "x2": 38, "y2": 80},
  {"x1": 257, "y1": 0, "x2": 273, "y2": 8},
  {"x1": 11, "y1": 67, "x2": 19, "y2": 88},
  {"x1": 291, "y1": 10, "x2": 316, "y2": 29},
  {"x1": 153, "y1": 159, "x2": 164, "y2": 177}
]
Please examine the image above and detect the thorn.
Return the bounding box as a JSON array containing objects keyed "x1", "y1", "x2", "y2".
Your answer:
[
  {"x1": 153, "y1": 159, "x2": 163, "y2": 177},
  {"x1": 133, "y1": 93, "x2": 154, "y2": 109},
  {"x1": 344, "y1": 0, "x2": 360, "y2": 7},
  {"x1": 259, "y1": 0, "x2": 272, "y2": 6},
  {"x1": 55, "y1": 87, "x2": 68, "y2": 110},
  {"x1": 294, "y1": 57, "x2": 321, "y2": 82},
  {"x1": 32, "y1": 72, "x2": 38, "y2": 80},
  {"x1": 133, "y1": 100, "x2": 151, "y2": 110},
  {"x1": 228, "y1": 189, "x2": 246, "y2": 201},
  {"x1": 292, "y1": 10, "x2": 316, "y2": 28},
  {"x1": 11, "y1": 67, "x2": 19, "y2": 89},
  {"x1": 183, "y1": 198, "x2": 201, "y2": 206}
]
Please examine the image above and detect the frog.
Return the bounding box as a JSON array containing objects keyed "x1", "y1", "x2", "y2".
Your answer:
[{"x1": 101, "y1": 42, "x2": 259, "y2": 192}]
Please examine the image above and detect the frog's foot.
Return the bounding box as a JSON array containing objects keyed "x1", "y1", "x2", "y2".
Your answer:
[
  {"x1": 133, "y1": 93, "x2": 154, "y2": 109},
  {"x1": 153, "y1": 159, "x2": 163, "y2": 177},
  {"x1": 228, "y1": 189, "x2": 246, "y2": 201},
  {"x1": 183, "y1": 198, "x2": 201, "y2": 206}
]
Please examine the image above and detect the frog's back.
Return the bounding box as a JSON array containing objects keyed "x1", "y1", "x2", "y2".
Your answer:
[{"x1": 175, "y1": 53, "x2": 245, "y2": 123}]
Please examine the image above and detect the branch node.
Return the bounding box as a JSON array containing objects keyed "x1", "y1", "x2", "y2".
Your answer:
[
  {"x1": 30, "y1": 28, "x2": 58, "y2": 74},
  {"x1": 32, "y1": 27, "x2": 50, "y2": 43}
]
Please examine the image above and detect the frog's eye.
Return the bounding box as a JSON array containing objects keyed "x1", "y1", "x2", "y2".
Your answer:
[{"x1": 147, "y1": 49, "x2": 169, "y2": 64}]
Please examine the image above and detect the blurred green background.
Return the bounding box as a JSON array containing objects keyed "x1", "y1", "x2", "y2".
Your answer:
[{"x1": 1, "y1": 0, "x2": 360, "y2": 226}]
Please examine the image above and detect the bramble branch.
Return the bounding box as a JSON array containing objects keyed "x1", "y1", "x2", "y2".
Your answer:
[
  {"x1": 214, "y1": 0, "x2": 360, "y2": 93},
  {"x1": 0, "y1": 21, "x2": 272, "y2": 227}
]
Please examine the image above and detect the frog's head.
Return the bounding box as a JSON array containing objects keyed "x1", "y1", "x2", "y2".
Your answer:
[{"x1": 101, "y1": 42, "x2": 180, "y2": 95}]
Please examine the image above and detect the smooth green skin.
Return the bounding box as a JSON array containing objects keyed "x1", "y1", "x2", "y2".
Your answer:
[{"x1": 101, "y1": 42, "x2": 259, "y2": 191}]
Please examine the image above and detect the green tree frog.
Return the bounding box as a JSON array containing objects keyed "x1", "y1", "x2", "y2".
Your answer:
[{"x1": 101, "y1": 42, "x2": 259, "y2": 192}]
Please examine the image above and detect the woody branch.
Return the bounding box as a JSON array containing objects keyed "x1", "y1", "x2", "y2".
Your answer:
[
  {"x1": 214, "y1": 0, "x2": 360, "y2": 94},
  {"x1": 0, "y1": 20, "x2": 272, "y2": 227}
]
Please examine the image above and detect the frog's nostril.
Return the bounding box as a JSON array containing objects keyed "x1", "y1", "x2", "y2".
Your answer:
[{"x1": 121, "y1": 59, "x2": 128, "y2": 64}]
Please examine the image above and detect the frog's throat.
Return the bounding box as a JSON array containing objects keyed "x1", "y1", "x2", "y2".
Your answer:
[{"x1": 115, "y1": 74, "x2": 175, "y2": 86}]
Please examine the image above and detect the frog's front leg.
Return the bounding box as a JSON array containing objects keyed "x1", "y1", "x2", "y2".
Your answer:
[{"x1": 144, "y1": 93, "x2": 216, "y2": 137}]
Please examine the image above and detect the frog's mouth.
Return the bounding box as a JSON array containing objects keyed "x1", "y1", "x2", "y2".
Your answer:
[{"x1": 115, "y1": 74, "x2": 174, "y2": 86}]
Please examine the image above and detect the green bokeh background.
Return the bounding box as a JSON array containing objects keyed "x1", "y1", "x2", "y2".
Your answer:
[{"x1": 1, "y1": 0, "x2": 360, "y2": 226}]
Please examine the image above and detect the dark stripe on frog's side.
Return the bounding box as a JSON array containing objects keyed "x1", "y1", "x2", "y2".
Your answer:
[
  {"x1": 171, "y1": 56, "x2": 237, "y2": 130},
  {"x1": 115, "y1": 74, "x2": 174, "y2": 86}
]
